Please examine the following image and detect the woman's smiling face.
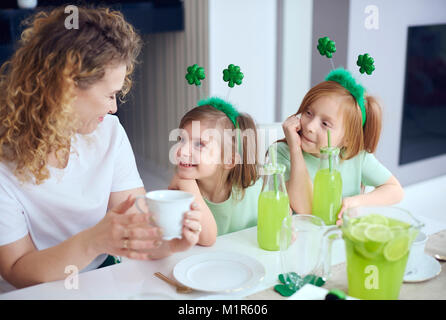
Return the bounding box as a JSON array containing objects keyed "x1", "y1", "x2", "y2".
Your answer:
[
  {"x1": 299, "y1": 95, "x2": 346, "y2": 156},
  {"x1": 72, "y1": 63, "x2": 127, "y2": 134}
]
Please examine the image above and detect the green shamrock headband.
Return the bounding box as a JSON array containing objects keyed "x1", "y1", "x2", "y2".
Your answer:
[
  {"x1": 186, "y1": 64, "x2": 244, "y2": 154},
  {"x1": 325, "y1": 68, "x2": 366, "y2": 126},
  {"x1": 317, "y1": 36, "x2": 376, "y2": 127},
  {"x1": 197, "y1": 97, "x2": 242, "y2": 155},
  {"x1": 185, "y1": 64, "x2": 244, "y2": 128},
  {"x1": 197, "y1": 97, "x2": 240, "y2": 128}
]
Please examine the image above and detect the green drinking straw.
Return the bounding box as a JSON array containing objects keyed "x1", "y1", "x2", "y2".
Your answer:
[
  {"x1": 270, "y1": 144, "x2": 279, "y2": 195},
  {"x1": 327, "y1": 130, "x2": 333, "y2": 173}
]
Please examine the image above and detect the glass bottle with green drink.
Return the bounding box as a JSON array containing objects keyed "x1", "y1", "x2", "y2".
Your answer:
[
  {"x1": 257, "y1": 162, "x2": 290, "y2": 251},
  {"x1": 312, "y1": 146, "x2": 343, "y2": 225}
]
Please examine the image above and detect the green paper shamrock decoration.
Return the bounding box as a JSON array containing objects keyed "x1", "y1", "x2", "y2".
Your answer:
[
  {"x1": 223, "y1": 64, "x2": 244, "y2": 88},
  {"x1": 274, "y1": 272, "x2": 326, "y2": 297},
  {"x1": 185, "y1": 64, "x2": 205, "y2": 86},
  {"x1": 317, "y1": 36, "x2": 336, "y2": 58},
  {"x1": 356, "y1": 53, "x2": 375, "y2": 75}
]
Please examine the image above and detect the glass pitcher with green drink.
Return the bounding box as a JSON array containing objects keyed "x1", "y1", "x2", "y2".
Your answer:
[
  {"x1": 280, "y1": 214, "x2": 340, "y2": 291},
  {"x1": 341, "y1": 206, "x2": 423, "y2": 300},
  {"x1": 257, "y1": 163, "x2": 290, "y2": 251},
  {"x1": 312, "y1": 146, "x2": 342, "y2": 225}
]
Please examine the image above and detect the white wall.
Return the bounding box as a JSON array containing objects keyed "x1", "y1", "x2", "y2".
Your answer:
[
  {"x1": 280, "y1": 0, "x2": 313, "y2": 121},
  {"x1": 347, "y1": 0, "x2": 446, "y2": 186},
  {"x1": 208, "y1": 0, "x2": 277, "y2": 123}
]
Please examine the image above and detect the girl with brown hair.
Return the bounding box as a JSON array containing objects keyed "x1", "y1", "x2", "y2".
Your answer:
[
  {"x1": 0, "y1": 6, "x2": 202, "y2": 289},
  {"x1": 275, "y1": 69, "x2": 404, "y2": 220},
  {"x1": 169, "y1": 97, "x2": 262, "y2": 237}
]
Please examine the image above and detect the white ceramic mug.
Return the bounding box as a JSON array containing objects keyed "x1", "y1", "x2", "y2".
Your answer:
[
  {"x1": 135, "y1": 190, "x2": 194, "y2": 240},
  {"x1": 405, "y1": 231, "x2": 428, "y2": 276}
]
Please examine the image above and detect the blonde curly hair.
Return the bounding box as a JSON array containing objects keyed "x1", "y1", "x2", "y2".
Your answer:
[{"x1": 0, "y1": 6, "x2": 142, "y2": 185}]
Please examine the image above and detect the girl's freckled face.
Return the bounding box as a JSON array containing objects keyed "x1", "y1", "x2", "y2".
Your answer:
[{"x1": 299, "y1": 96, "x2": 346, "y2": 156}]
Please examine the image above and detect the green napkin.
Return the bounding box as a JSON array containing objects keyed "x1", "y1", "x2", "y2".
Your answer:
[{"x1": 274, "y1": 272, "x2": 326, "y2": 297}]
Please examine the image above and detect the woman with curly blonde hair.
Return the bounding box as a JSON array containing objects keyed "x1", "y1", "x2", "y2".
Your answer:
[{"x1": 0, "y1": 6, "x2": 203, "y2": 289}]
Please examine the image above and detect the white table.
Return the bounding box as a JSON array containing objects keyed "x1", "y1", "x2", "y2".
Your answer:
[
  {"x1": 0, "y1": 226, "x2": 344, "y2": 300},
  {"x1": 1, "y1": 214, "x2": 445, "y2": 300}
]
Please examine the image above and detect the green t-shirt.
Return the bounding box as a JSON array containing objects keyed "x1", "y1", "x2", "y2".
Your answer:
[
  {"x1": 204, "y1": 178, "x2": 263, "y2": 236},
  {"x1": 275, "y1": 142, "x2": 392, "y2": 197}
]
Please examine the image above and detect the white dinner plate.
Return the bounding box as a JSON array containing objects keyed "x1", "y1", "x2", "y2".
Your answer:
[
  {"x1": 403, "y1": 254, "x2": 442, "y2": 283},
  {"x1": 173, "y1": 251, "x2": 265, "y2": 293}
]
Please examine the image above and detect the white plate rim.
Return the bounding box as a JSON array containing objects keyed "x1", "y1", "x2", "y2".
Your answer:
[
  {"x1": 173, "y1": 251, "x2": 265, "y2": 293},
  {"x1": 403, "y1": 254, "x2": 442, "y2": 283}
]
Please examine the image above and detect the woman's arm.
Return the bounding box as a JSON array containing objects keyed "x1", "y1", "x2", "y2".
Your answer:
[
  {"x1": 0, "y1": 196, "x2": 158, "y2": 288},
  {"x1": 338, "y1": 175, "x2": 405, "y2": 219},
  {"x1": 168, "y1": 173, "x2": 217, "y2": 246},
  {"x1": 0, "y1": 231, "x2": 95, "y2": 289}
]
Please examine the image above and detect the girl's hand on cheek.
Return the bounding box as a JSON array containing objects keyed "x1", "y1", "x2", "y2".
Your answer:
[{"x1": 282, "y1": 114, "x2": 302, "y2": 150}]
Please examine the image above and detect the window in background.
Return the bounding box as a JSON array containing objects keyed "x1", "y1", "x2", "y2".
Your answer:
[{"x1": 399, "y1": 24, "x2": 446, "y2": 165}]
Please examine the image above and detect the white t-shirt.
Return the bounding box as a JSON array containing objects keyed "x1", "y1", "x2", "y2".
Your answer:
[{"x1": 0, "y1": 115, "x2": 144, "y2": 272}]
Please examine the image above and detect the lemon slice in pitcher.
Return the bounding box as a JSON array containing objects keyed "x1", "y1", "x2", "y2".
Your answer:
[
  {"x1": 390, "y1": 226, "x2": 405, "y2": 238},
  {"x1": 364, "y1": 225, "x2": 392, "y2": 243},
  {"x1": 384, "y1": 235, "x2": 410, "y2": 261},
  {"x1": 351, "y1": 223, "x2": 368, "y2": 242},
  {"x1": 361, "y1": 214, "x2": 389, "y2": 226}
]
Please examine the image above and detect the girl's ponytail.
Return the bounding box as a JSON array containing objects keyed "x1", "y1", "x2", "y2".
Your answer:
[
  {"x1": 363, "y1": 95, "x2": 383, "y2": 153},
  {"x1": 227, "y1": 113, "x2": 259, "y2": 200}
]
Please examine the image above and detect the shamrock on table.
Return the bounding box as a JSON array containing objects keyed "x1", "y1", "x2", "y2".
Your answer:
[
  {"x1": 223, "y1": 64, "x2": 244, "y2": 88},
  {"x1": 274, "y1": 272, "x2": 326, "y2": 297},
  {"x1": 357, "y1": 53, "x2": 375, "y2": 75},
  {"x1": 185, "y1": 64, "x2": 205, "y2": 86},
  {"x1": 317, "y1": 36, "x2": 336, "y2": 58}
]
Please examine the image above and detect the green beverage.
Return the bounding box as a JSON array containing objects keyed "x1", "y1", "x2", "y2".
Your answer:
[
  {"x1": 312, "y1": 147, "x2": 342, "y2": 225},
  {"x1": 257, "y1": 160, "x2": 290, "y2": 251},
  {"x1": 342, "y1": 213, "x2": 418, "y2": 300},
  {"x1": 258, "y1": 191, "x2": 290, "y2": 251},
  {"x1": 313, "y1": 168, "x2": 342, "y2": 225}
]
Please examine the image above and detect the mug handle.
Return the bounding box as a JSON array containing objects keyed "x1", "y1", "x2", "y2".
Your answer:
[{"x1": 134, "y1": 195, "x2": 147, "y2": 214}]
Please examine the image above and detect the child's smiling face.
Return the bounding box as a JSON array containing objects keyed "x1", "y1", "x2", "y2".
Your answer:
[
  {"x1": 175, "y1": 121, "x2": 227, "y2": 180},
  {"x1": 299, "y1": 95, "x2": 346, "y2": 156}
]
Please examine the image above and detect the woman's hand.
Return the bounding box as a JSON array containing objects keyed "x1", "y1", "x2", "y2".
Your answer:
[
  {"x1": 282, "y1": 114, "x2": 302, "y2": 150},
  {"x1": 88, "y1": 195, "x2": 163, "y2": 260}
]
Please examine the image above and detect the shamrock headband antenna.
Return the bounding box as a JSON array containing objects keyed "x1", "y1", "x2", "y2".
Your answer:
[
  {"x1": 317, "y1": 36, "x2": 376, "y2": 126},
  {"x1": 185, "y1": 63, "x2": 244, "y2": 125},
  {"x1": 185, "y1": 63, "x2": 244, "y2": 153}
]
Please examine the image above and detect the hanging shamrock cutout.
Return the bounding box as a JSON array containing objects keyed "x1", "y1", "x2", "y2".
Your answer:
[
  {"x1": 356, "y1": 53, "x2": 375, "y2": 75},
  {"x1": 223, "y1": 64, "x2": 244, "y2": 88},
  {"x1": 185, "y1": 64, "x2": 205, "y2": 86},
  {"x1": 317, "y1": 36, "x2": 336, "y2": 58}
]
